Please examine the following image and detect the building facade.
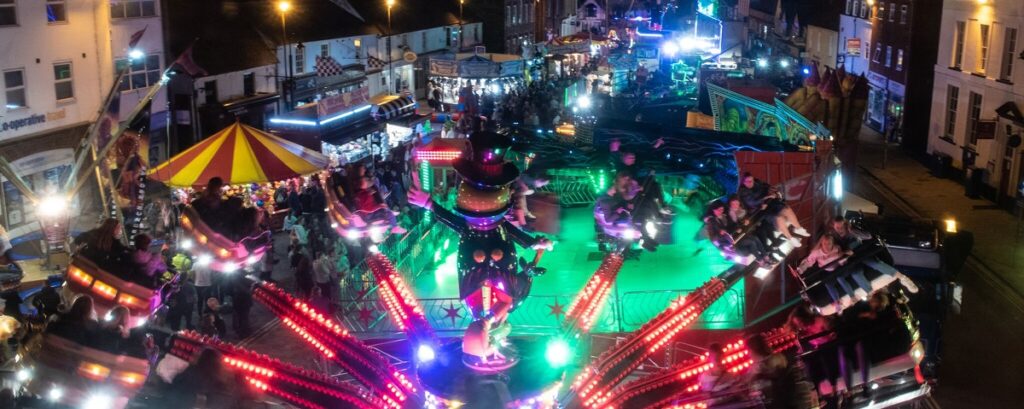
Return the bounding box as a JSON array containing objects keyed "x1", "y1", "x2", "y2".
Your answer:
[
  {"x1": 505, "y1": 0, "x2": 537, "y2": 54},
  {"x1": 838, "y1": 0, "x2": 873, "y2": 76},
  {"x1": 0, "y1": 0, "x2": 165, "y2": 236},
  {"x1": 928, "y1": 0, "x2": 1024, "y2": 203}
]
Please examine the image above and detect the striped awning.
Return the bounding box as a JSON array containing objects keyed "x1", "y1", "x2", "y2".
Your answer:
[
  {"x1": 371, "y1": 96, "x2": 416, "y2": 121},
  {"x1": 148, "y1": 121, "x2": 329, "y2": 188}
]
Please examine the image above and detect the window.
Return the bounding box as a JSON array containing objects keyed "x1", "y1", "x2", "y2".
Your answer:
[
  {"x1": 864, "y1": 41, "x2": 870, "y2": 58},
  {"x1": 896, "y1": 49, "x2": 904, "y2": 71},
  {"x1": 243, "y1": 73, "x2": 255, "y2": 96},
  {"x1": 320, "y1": 44, "x2": 329, "y2": 58},
  {"x1": 860, "y1": 1, "x2": 868, "y2": 18},
  {"x1": 3, "y1": 69, "x2": 26, "y2": 109},
  {"x1": 847, "y1": 0, "x2": 853, "y2": 15},
  {"x1": 110, "y1": 1, "x2": 157, "y2": 19},
  {"x1": 885, "y1": 45, "x2": 892, "y2": 67},
  {"x1": 967, "y1": 92, "x2": 982, "y2": 145},
  {"x1": 899, "y1": 5, "x2": 907, "y2": 24},
  {"x1": 294, "y1": 45, "x2": 305, "y2": 74},
  {"x1": 114, "y1": 54, "x2": 161, "y2": 91},
  {"x1": 53, "y1": 62, "x2": 73, "y2": 100},
  {"x1": 1001, "y1": 28, "x2": 1017, "y2": 81},
  {"x1": 203, "y1": 80, "x2": 217, "y2": 105},
  {"x1": 944, "y1": 85, "x2": 959, "y2": 138},
  {"x1": 888, "y1": 3, "x2": 895, "y2": 22},
  {"x1": 979, "y1": 24, "x2": 991, "y2": 73},
  {"x1": 952, "y1": 21, "x2": 965, "y2": 69},
  {"x1": 872, "y1": 43, "x2": 882, "y2": 62},
  {"x1": 878, "y1": 4, "x2": 884, "y2": 20},
  {"x1": 47, "y1": 0, "x2": 67, "y2": 23},
  {"x1": 0, "y1": 0, "x2": 16, "y2": 26},
  {"x1": 354, "y1": 39, "x2": 362, "y2": 59},
  {"x1": 421, "y1": 31, "x2": 427, "y2": 50}
]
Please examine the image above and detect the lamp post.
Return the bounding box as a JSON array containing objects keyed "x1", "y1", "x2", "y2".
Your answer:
[
  {"x1": 386, "y1": 0, "x2": 396, "y2": 93},
  {"x1": 277, "y1": 1, "x2": 292, "y2": 108},
  {"x1": 459, "y1": 0, "x2": 465, "y2": 50}
]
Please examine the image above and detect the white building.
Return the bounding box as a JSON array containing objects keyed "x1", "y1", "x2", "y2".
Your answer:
[
  {"x1": 838, "y1": 0, "x2": 873, "y2": 75},
  {"x1": 0, "y1": 0, "x2": 165, "y2": 235},
  {"x1": 927, "y1": 0, "x2": 1023, "y2": 203}
]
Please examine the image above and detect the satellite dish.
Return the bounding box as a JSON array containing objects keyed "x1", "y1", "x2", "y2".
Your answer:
[{"x1": 403, "y1": 50, "x2": 417, "y2": 63}]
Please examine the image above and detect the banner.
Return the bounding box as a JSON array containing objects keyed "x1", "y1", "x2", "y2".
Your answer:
[
  {"x1": 317, "y1": 87, "x2": 370, "y2": 117},
  {"x1": 706, "y1": 83, "x2": 829, "y2": 146},
  {"x1": 429, "y1": 59, "x2": 458, "y2": 76},
  {"x1": 499, "y1": 60, "x2": 524, "y2": 77},
  {"x1": 846, "y1": 38, "x2": 862, "y2": 56},
  {"x1": 460, "y1": 60, "x2": 498, "y2": 77}
]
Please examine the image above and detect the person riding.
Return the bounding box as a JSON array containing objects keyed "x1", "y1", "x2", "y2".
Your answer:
[
  {"x1": 78, "y1": 218, "x2": 132, "y2": 272},
  {"x1": 705, "y1": 201, "x2": 769, "y2": 264},
  {"x1": 737, "y1": 173, "x2": 809, "y2": 247},
  {"x1": 698, "y1": 343, "x2": 745, "y2": 407},
  {"x1": 47, "y1": 295, "x2": 98, "y2": 345},
  {"x1": 131, "y1": 234, "x2": 167, "y2": 286},
  {"x1": 829, "y1": 216, "x2": 871, "y2": 250},
  {"x1": 727, "y1": 195, "x2": 783, "y2": 258}
]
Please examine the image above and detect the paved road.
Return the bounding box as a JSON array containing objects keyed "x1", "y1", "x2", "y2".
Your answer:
[{"x1": 854, "y1": 167, "x2": 1024, "y2": 408}]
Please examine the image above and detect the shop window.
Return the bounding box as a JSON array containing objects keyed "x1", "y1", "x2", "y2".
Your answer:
[
  {"x1": 944, "y1": 85, "x2": 959, "y2": 138},
  {"x1": 979, "y1": 24, "x2": 991, "y2": 73},
  {"x1": 1001, "y1": 28, "x2": 1017, "y2": 81},
  {"x1": 896, "y1": 49, "x2": 903, "y2": 71},
  {"x1": 967, "y1": 91, "x2": 982, "y2": 146},
  {"x1": 899, "y1": 5, "x2": 907, "y2": 24},
  {"x1": 952, "y1": 21, "x2": 965, "y2": 69},
  {"x1": 243, "y1": 73, "x2": 255, "y2": 96},
  {"x1": 110, "y1": 0, "x2": 157, "y2": 19},
  {"x1": 3, "y1": 69, "x2": 26, "y2": 109},
  {"x1": 114, "y1": 54, "x2": 161, "y2": 91},
  {"x1": 54, "y1": 62, "x2": 74, "y2": 101},
  {"x1": 47, "y1": 0, "x2": 67, "y2": 23},
  {"x1": 0, "y1": 0, "x2": 16, "y2": 26},
  {"x1": 204, "y1": 80, "x2": 217, "y2": 105}
]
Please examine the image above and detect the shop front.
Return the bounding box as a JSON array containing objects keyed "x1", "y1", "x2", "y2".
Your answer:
[
  {"x1": 865, "y1": 70, "x2": 888, "y2": 133},
  {"x1": 287, "y1": 68, "x2": 366, "y2": 111},
  {"x1": 428, "y1": 53, "x2": 525, "y2": 114}
]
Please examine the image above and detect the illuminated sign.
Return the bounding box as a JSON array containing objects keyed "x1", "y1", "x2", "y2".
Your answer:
[{"x1": 846, "y1": 38, "x2": 862, "y2": 56}]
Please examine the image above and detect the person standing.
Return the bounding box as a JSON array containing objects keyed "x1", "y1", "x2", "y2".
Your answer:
[
  {"x1": 167, "y1": 277, "x2": 196, "y2": 331},
  {"x1": 292, "y1": 249, "x2": 314, "y2": 300},
  {"x1": 312, "y1": 250, "x2": 334, "y2": 304},
  {"x1": 193, "y1": 261, "x2": 215, "y2": 315},
  {"x1": 229, "y1": 273, "x2": 253, "y2": 338}
]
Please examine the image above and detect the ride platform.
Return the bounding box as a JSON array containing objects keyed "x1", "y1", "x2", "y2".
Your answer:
[{"x1": 403, "y1": 205, "x2": 744, "y2": 335}]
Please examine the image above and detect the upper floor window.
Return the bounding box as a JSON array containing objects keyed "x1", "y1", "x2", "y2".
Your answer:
[
  {"x1": 895, "y1": 49, "x2": 904, "y2": 71},
  {"x1": 860, "y1": 1, "x2": 868, "y2": 18},
  {"x1": 0, "y1": 0, "x2": 17, "y2": 26},
  {"x1": 111, "y1": 1, "x2": 157, "y2": 19},
  {"x1": 294, "y1": 44, "x2": 305, "y2": 74},
  {"x1": 888, "y1": 3, "x2": 895, "y2": 22},
  {"x1": 846, "y1": 0, "x2": 854, "y2": 15},
  {"x1": 243, "y1": 73, "x2": 255, "y2": 96},
  {"x1": 952, "y1": 21, "x2": 965, "y2": 69},
  {"x1": 3, "y1": 69, "x2": 26, "y2": 109},
  {"x1": 54, "y1": 62, "x2": 74, "y2": 100},
  {"x1": 47, "y1": 0, "x2": 67, "y2": 23},
  {"x1": 878, "y1": 4, "x2": 885, "y2": 20},
  {"x1": 320, "y1": 44, "x2": 329, "y2": 58},
  {"x1": 979, "y1": 24, "x2": 991, "y2": 73},
  {"x1": 899, "y1": 5, "x2": 907, "y2": 24},
  {"x1": 1001, "y1": 28, "x2": 1018, "y2": 81},
  {"x1": 885, "y1": 45, "x2": 892, "y2": 67},
  {"x1": 114, "y1": 54, "x2": 161, "y2": 91},
  {"x1": 872, "y1": 43, "x2": 882, "y2": 63}
]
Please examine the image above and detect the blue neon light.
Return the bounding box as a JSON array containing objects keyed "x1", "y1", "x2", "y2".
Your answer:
[
  {"x1": 320, "y1": 104, "x2": 371, "y2": 125},
  {"x1": 269, "y1": 118, "x2": 318, "y2": 126},
  {"x1": 268, "y1": 104, "x2": 372, "y2": 127},
  {"x1": 636, "y1": 30, "x2": 664, "y2": 38}
]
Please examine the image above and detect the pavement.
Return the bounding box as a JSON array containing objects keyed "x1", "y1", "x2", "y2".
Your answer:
[{"x1": 854, "y1": 127, "x2": 1024, "y2": 310}]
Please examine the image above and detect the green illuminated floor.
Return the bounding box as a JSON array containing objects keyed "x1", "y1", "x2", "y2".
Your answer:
[{"x1": 408, "y1": 205, "x2": 745, "y2": 334}]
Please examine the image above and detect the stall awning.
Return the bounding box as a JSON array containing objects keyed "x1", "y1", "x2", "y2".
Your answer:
[{"x1": 372, "y1": 96, "x2": 416, "y2": 121}]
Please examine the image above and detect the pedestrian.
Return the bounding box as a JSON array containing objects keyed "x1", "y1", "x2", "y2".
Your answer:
[
  {"x1": 167, "y1": 277, "x2": 197, "y2": 331},
  {"x1": 200, "y1": 298, "x2": 227, "y2": 339},
  {"x1": 229, "y1": 274, "x2": 253, "y2": 338},
  {"x1": 259, "y1": 243, "x2": 276, "y2": 282},
  {"x1": 292, "y1": 249, "x2": 314, "y2": 300},
  {"x1": 193, "y1": 262, "x2": 215, "y2": 318},
  {"x1": 313, "y1": 250, "x2": 334, "y2": 302}
]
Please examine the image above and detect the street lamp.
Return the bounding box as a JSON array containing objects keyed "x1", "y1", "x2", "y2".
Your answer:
[
  {"x1": 277, "y1": 1, "x2": 292, "y2": 106},
  {"x1": 459, "y1": 0, "x2": 465, "y2": 49},
  {"x1": 386, "y1": 0, "x2": 396, "y2": 93}
]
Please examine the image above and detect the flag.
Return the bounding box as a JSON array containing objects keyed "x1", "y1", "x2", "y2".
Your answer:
[
  {"x1": 315, "y1": 55, "x2": 345, "y2": 77},
  {"x1": 96, "y1": 91, "x2": 122, "y2": 150},
  {"x1": 170, "y1": 44, "x2": 208, "y2": 77},
  {"x1": 128, "y1": 26, "x2": 147, "y2": 49}
]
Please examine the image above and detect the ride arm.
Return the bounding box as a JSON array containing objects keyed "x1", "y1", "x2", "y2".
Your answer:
[
  {"x1": 503, "y1": 220, "x2": 546, "y2": 249},
  {"x1": 424, "y1": 200, "x2": 468, "y2": 235}
]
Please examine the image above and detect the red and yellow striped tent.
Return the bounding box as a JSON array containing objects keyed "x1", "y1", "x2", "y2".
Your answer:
[{"x1": 149, "y1": 122, "x2": 328, "y2": 187}]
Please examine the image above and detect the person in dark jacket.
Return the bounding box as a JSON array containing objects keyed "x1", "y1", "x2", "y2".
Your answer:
[
  {"x1": 46, "y1": 295, "x2": 98, "y2": 345},
  {"x1": 737, "y1": 173, "x2": 808, "y2": 246}
]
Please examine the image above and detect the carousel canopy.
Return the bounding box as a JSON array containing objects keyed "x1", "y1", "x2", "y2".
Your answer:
[{"x1": 149, "y1": 121, "x2": 329, "y2": 187}]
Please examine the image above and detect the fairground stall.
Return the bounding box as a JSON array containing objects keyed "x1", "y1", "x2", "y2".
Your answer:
[
  {"x1": 534, "y1": 33, "x2": 611, "y2": 79},
  {"x1": 428, "y1": 52, "x2": 525, "y2": 115}
]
